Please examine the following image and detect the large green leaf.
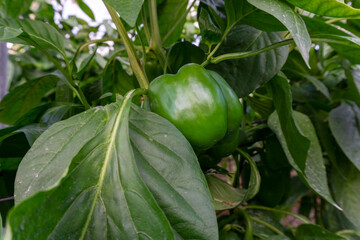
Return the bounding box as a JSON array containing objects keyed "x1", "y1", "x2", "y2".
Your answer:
[
  {"x1": 207, "y1": 25, "x2": 289, "y2": 97},
  {"x1": 128, "y1": 105, "x2": 218, "y2": 239},
  {"x1": 0, "y1": 75, "x2": 59, "y2": 125},
  {"x1": 103, "y1": 0, "x2": 143, "y2": 27},
  {"x1": 329, "y1": 101, "x2": 360, "y2": 171},
  {"x1": 14, "y1": 95, "x2": 218, "y2": 239},
  {"x1": 6, "y1": 89, "x2": 176, "y2": 239},
  {"x1": 286, "y1": 0, "x2": 360, "y2": 18},
  {"x1": 268, "y1": 111, "x2": 339, "y2": 208},
  {"x1": 0, "y1": 19, "x2": 66, "y2": 59},
  {"x1": 267, "y1": 74, "x2": 310, "y2": 171},
  {"x1": 331, "y1": 159, "x2": 360, "y2": 230},
  {"x1": 248, "y1": 0, "x2": 311, "y2": 67},
  {"x1": 15, "y1": 105, "x2": 111, "y2": 202}
]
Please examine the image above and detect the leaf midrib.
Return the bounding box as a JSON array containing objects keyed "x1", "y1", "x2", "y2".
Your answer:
[{"x1": 79, "y1": 92, "x2": 134, "y2": 239}]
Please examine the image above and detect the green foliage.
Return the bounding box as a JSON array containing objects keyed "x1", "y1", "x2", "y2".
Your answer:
[{"x1": 1, "y1": 0, "x2": 360, "y2": 238}]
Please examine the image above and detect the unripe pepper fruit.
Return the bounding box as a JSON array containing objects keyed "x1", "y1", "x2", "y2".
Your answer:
[{"x1": 148, "y1": 64, "x2": 242, "y2": 150}]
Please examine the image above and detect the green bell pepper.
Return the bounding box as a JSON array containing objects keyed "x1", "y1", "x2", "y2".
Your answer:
[{"x1": 148, "y1": 63, "x2": 242, "y2": 150}]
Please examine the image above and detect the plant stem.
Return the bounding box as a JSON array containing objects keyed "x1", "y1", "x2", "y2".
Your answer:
[
  {"x1": 141, "y1": 6, "x2": 151, "y2": 44},
  {"x1": 21, "y1": 37, "x2": 91, "y2": 109},
  {"x1": 162, "y1": 0, "x2": 196, "y2": 43},
  {"x1": 243, "y1": 205, "x2": 312, "y2": 224},
  {"x1": 325, "y1": 18, "x2": 347, "y2": 24},
  {"x1": 242, "y1": 100, "x2": 247, "y2": 132},
  {"x1": 210, "y1": 39, "x2": 294, "y2": 65},
  {"x1": 249, "y1": 216, "x2": 284, "y2": 235},
  {"x1": 148, "y1": 0, "x2": 166, "y2": 68},
  {"x1": 136, "y1": 23, "x2": 147, "y2": 73},
  {"x1": 232, "y1": 154, "x2": 242, "y2": 188},
  {"x1": 201, "y1": 9, "x2": 257, "y2": 67},
  {"x1": 105, "y1": 3, "x2": 149, "y2": 89},
  {"x1": 240, "y1": 209, "x2": 253, "y2": 240}
]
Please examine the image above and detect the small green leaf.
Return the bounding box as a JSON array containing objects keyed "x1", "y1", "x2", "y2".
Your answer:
[
  {"x1": 329, "y1": 101, "x2": 360, "y2": 171},
  {"x1": 0, "y1": 26, "x2": 22, "y2": 41},
  {"x1": 224, "y1": 0, "x2": 244, "y2": 27},
  {"x1": 198, "y1": 7, "x2": 223, "y2": 46},
  {"x1": 0, "y1": 75, "x2": 59, "y2": 125},
  {"x1": 76, "y1": 0, "x2": 95, "y2": 21},
  {"x1": 295, "y1": 224, "x2": 345, "y2": 240},
  {"x1": 40, "y1": 104, "x2": 75, "y2": 125},
  {"x1": 206, "y1": 175, "x2": 246, "y2": 210},
  {"x1": 267, "y1": 74, "x2": 310, "y2": 171},
  {"x1": 268, "y1": 111, "x2": 339, "y2": 209},
  {"x1": 103, "y1": 0, "x2": 143, "y2": 27},
  {"x1": 0, "y1": 19, "x2": 66, "y2": 59},
  {"x1": 238, "y1": 149, "x2": 261, "y2": 201},
  {"x1": 286, "y1": 0, "x2": 360, "y2": 18},
  {"x1": 248, "y1": 0, "x2": 311, "y2": 67},
  {"x1": 158, "y1": 0, "x2": 188, "y2": 47}
]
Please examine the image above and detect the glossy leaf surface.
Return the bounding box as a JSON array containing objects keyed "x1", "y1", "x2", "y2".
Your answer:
[
  {"x1": 208, "y1": 25, "x2": 288, "y2": 97},
  {"x1": 267, "y1": 74, "x2": 310, "y2": 171},
  {"x1": 248, "y1": 0, "x2": 311, "y2": 66},
  {"x1": 13, "y1": 94, "x2": 218, "y2": 239},
  {"x1": 0, "y1": 19, "x2": 66, "y2": 58},
  {"x1": 286, "y1": 0, "x2": 360, "y2": 18},
  {"x1": 268, "y1": 111, "x2": 338, "y2": 209},
  {"x1": 329, "y1": 101, "x2": 360, "y2": 171}
]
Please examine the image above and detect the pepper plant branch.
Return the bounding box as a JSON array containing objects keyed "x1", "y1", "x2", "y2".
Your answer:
[
  {"x1": 209, "y1": 39, "x2": 294, "y2": 65},
  {"x1": 20, "y1": 37, "x2": 91, "y2": 109},
  {"x1": 249, "y1": 216, "x2": 284, "y2": 235},
  {"x1": 105, "y1": 3, "x2": 149, "y2": 89},
  {"x1": 243, "y1": 205, "x2": 312, "y2": 224},
  {"x1": 148, "y1": 0, "x2": 166, "y2": 68},
  {"x1": 163, "y1": 0, "x2": 196, "y2": 43},
  {"x1": 239, "y1": 209, "x2": 254, "y2": 240},
  {"x1": 141, "y1": 6, "x2": 151, "y2": 44},
  {"x1": 204, "y1": 36, "x2": 360, "y2": 66},
  {"x1": 202, "y1": 9, "x2": 258, "y2": 67},
  {"x1": 136, "y1": 23, "x2": 147, "y2": 74}
]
